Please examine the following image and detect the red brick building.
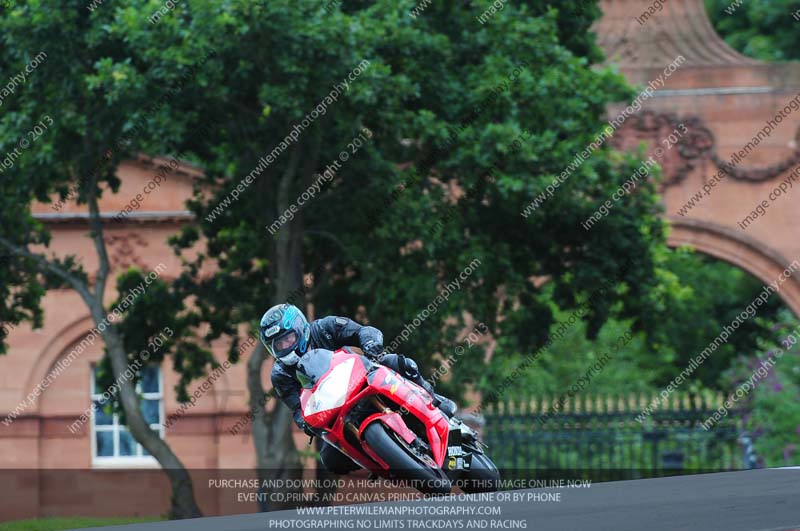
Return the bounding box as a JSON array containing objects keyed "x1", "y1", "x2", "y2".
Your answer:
[
  {"x1": 2, "y1": 0, "x2": 800, "y2": 521},
  {"x1": 0, "y1": 158, "x2": 312, "y2": 519}
]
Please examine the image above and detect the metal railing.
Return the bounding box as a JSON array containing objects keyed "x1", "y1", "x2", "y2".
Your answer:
[{"x1": 481, "y1": 391, "x2": 754, "y2": 480}]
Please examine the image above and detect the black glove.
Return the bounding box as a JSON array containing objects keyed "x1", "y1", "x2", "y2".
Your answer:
[
  {"x1": 362, "y1": 338, "x2": 384, "y2": 359},
  {"x1": 294, "y1": 410, "x2": 314, "y2": 436},
  {"x1": 296, "y1": 418, "x2": 314, "y2": 436}
]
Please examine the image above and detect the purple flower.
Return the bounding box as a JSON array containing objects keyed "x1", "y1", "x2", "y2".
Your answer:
[{"x1": 773, "y1": 383, "x2": 783, "y2": 392}]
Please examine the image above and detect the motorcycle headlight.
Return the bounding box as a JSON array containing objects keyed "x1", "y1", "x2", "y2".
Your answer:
[{"x1": 303, "y1": 358, "x2": 355, "y2": 416}]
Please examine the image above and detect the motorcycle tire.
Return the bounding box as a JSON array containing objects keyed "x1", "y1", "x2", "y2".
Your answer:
[
  {"x1": 457, "y1": 453, "x2": 501, "y2": 493},
  {"x1": 362, "y1": 422, "x2": 452, "y2": 496}
]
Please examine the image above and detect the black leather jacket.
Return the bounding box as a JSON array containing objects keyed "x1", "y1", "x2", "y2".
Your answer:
[{"x1": 271, "y1": 316, "x2": 383, "y2": 428}]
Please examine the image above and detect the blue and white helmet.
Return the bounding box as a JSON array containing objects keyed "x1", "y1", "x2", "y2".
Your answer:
[{"x1": 259, "y1": 303, "x2": 310, "y2": 366}]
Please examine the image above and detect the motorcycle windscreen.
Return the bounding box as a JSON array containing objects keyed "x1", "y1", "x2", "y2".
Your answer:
[
  {"x1": 302, "y1": 357, "x2": 356, "y2": 418},
  {"x1": 296, "y1": 349, "x2": 335, "y2": 389}
]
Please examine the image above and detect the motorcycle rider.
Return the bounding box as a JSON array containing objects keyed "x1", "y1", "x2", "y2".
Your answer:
[{"x1": 260, "y1": 303, "x2": 456, "y2": 474}]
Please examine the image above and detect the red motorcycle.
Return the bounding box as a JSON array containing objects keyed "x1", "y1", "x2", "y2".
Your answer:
[{"x1": 298, "y1": 347, "x2": 500, "y2": 495}]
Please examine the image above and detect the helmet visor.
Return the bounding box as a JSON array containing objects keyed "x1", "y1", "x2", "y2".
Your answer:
[{"x1": 269, "y1": 330, "x2": 300, "y2": 360}]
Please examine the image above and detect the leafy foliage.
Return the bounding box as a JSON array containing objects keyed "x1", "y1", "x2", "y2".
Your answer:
[
  {"x1": 654, "y1": 249, "x2": 788, "y2": 388},
  {"x1": 725, "y1": 310, "x2": 800, "y2": 466},
  {"x1": 1, "y1": 0, "x2": 798, "y2": 476},
  {"x1": 477, "y1": 247, "x2": 795, "y2": 404},
  {"x1": 0, "y1": 0, "x2": 221, "y2": 399},
  {"x1": 1, "y1": 0, "x2": 794, "y2": 415},
  {"x1": 478, "y1": 292, "x2": 655, "y2": 400},
  {"x1": 705, "y1": 0, "x2": 800, "y2": 61},
  {"x1": 119, "y1": 1, "x2": 676, "y2": 406},
  {"x1": 94, "y1": 269, "x2": 216, "y2": 410},
  {"x1": 0, "y1": 1, "x2": 674, "y2": 405}
]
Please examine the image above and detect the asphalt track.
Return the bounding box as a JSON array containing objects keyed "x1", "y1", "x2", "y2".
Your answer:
[{"x1": 75, "y1": 469, "x2": 800, "y2": 531}]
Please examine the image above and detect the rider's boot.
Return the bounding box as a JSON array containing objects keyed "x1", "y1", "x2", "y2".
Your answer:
[{"x1": 432, "y1": 393, "x2": 457, "y2": 418}]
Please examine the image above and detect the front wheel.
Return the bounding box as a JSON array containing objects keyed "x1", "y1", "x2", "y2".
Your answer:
[{"x1": 362, "y1": 422, "x2": 452, "y2": 495}]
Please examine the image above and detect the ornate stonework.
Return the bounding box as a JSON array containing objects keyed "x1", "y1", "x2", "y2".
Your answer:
[
  {"x1": 609, "y1": 111, "x2": 713, "y2": 189},
  {"x1": 709, "y1": 130, "x2": 800, "y2": 183},
  {"x1": 610, "y1": 110, "x2": 800, "y2": 189},
  {"x1": 595, "y1": 0, "x2": 800, "y2": 319},
  {"x1": 104, "y1": 232, "x2": 149, "y2": 270}
]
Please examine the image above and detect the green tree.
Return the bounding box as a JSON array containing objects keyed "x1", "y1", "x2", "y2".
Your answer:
[
  {"x1": 138, "y1": 0, "x2": 671, "y2": 476},
  {"x1": 3, "y1": 0, "x2": 672, "y2": 515},
  {"x1": 648, "y1": 249, "x2": 787, "y2": 388},
  {"x1": 482, "y1": 294, "x2": 656, "y2": 398},
  {"x1": 723, "y1": 310, "x2": 800, "y2": 466},
  {"x1": 705, "y1": 0, "x2": 800, "y2": 61},
  {"x1": 0, "y1": 0, "x2": 216, "y2": 518},
  {"x1": 483, "y1": 248, "x2": 795, "y2": 403}
]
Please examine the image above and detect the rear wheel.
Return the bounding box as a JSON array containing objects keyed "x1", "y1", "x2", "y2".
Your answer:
[
  {"x1": 362, "y1": 422, "x2": 452, "y2": 495},
  {"x1": 458, "y1": 453, "x2": 501, "y2": 493}
]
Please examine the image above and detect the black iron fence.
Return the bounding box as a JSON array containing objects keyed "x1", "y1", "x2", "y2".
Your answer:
[{"x1": 481, "y1": 391, "x2": 755, "y2": 480}]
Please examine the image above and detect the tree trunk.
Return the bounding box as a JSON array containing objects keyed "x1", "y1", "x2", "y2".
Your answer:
[
  {"x1": 247, "y1": 342, "x2": 303, "y2": 511},
  {"x1": 96, "y1": 310, "x2": 202, "y2": 519},
  {"x1": 247, "y1": 135, "x2": 324, "y2": 510},
  {"x1": 82, "y1": 186, "x2": 202, "y2": 519},
  {"x1": 5, "y1": 235, "x2": 205, "y2": 518},
  {"x1": 247, "y1": 217, "x2": 306, "y2": 510}
]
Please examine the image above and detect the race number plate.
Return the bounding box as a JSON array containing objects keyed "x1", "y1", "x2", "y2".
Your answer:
[{"x1": 447, "y1": 449, "x2": 473, "y2": 470}]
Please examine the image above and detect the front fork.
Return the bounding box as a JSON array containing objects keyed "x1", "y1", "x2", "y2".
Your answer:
[
  {"x1": 358, "y1": 396, "x2": 418, "y2": 446},
  {"x1": 443, "y1": 418, "x2": 486, "y2": 475}
]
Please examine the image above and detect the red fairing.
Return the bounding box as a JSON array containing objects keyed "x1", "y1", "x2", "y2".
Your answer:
[
  {"x1": 300, "y1": 354, "x2": 367, "y2": 429},
  {"x1": 359, "y1": 412, "x2": 416, "y2": 445},
  {"x1": 368, "y1": 366, "x2": 450, "y2": 467},
  {"x1": 298, "y1": 349, "x2": 450, "y2": 474},
  {"x1": 358, "y1": 412, "x2": 417, "y2": 469}
]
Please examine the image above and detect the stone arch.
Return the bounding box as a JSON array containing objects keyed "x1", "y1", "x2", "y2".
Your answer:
[
  {"x1": 26, "y1": 312, "x2": 231, "y2": 437},
  {"x1": 667, "y1": 217, "x2": 800, "y2": 318},
  {"x1": 24, "y1": 313, "x2": 98, "y2": 416}
]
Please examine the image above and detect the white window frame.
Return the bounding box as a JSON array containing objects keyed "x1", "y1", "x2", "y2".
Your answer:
[{"x1": 90, "y1": 364, "x2": 164, "y2": 468}]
